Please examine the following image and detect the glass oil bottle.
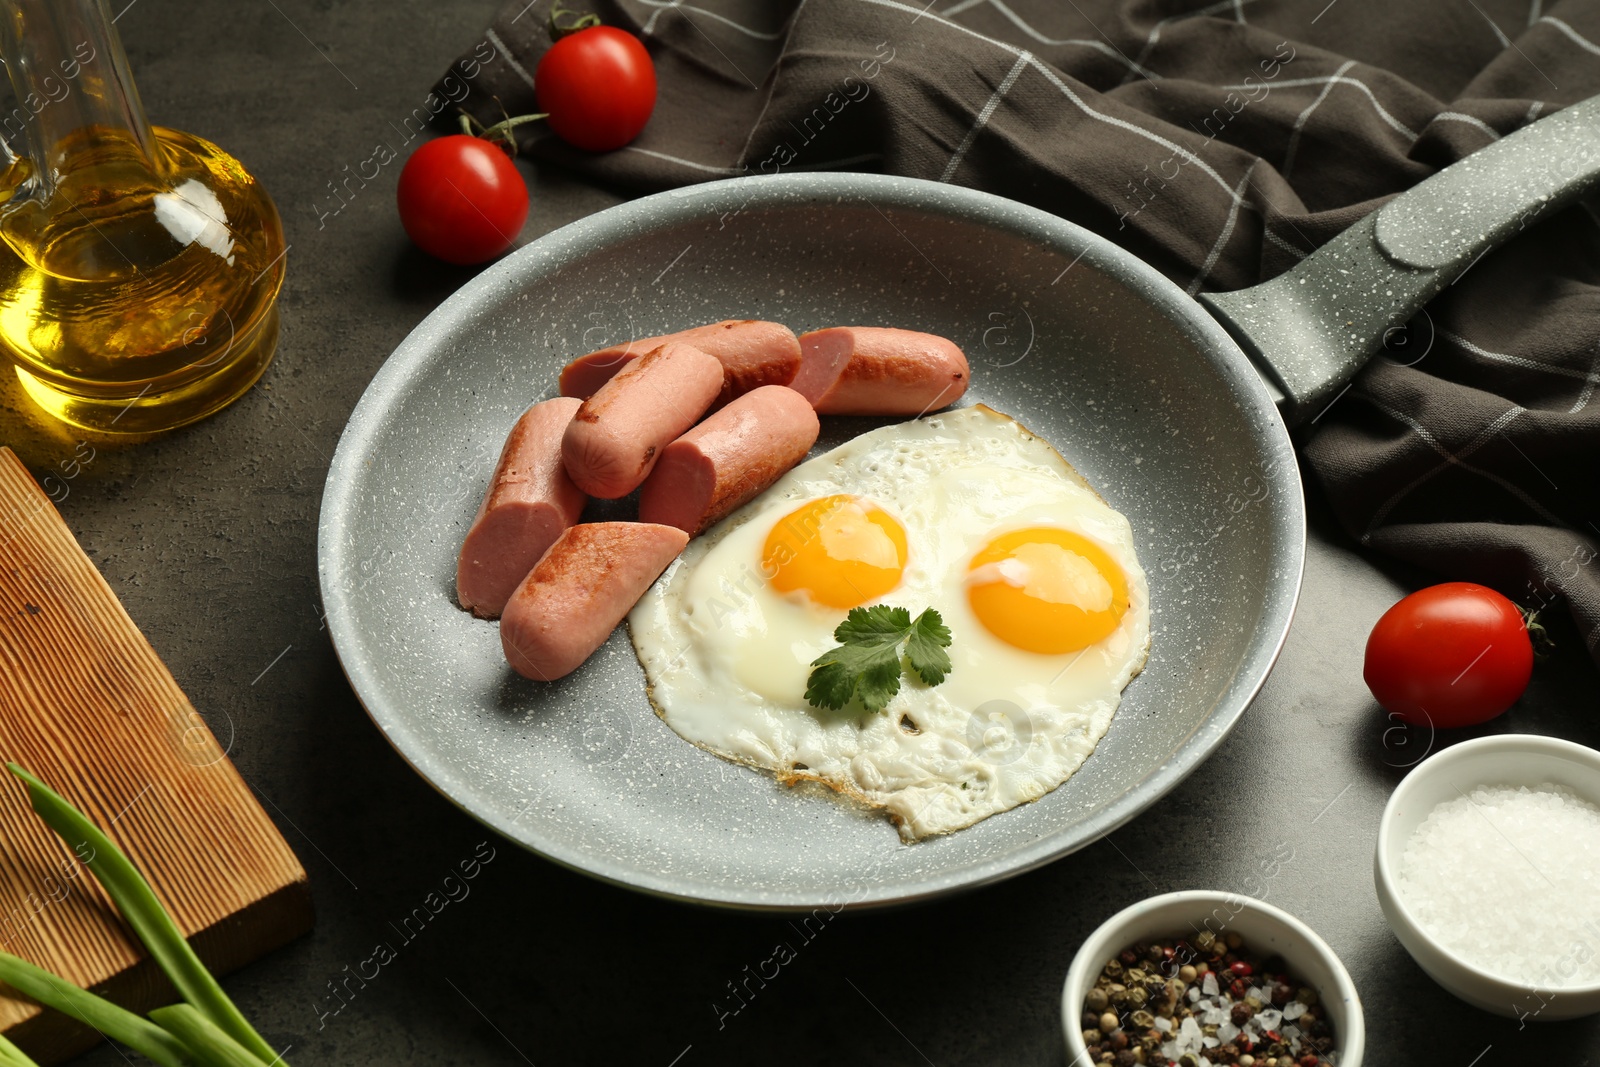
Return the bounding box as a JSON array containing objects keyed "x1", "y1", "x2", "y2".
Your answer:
[{"x1": 0, "y1": 0, "x2": 285, "y2": 435}]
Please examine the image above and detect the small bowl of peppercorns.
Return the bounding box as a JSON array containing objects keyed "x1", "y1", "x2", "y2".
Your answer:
[{"x1": 1061, "y1": 891, "x2": 1364, "y2": 1067}]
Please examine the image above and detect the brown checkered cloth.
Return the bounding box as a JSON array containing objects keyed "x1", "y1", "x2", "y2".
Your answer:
[{"x1": 439, "y1": 0, "x2": 1600, "y2": 665}]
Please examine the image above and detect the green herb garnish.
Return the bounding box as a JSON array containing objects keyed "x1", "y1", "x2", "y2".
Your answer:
[
  {"x1": 149, "y1": 1004, "x2": 274, "y2": 1067},
  {"x1": 0, "y1": 951, "x2": 189, "y2": 1066},
  {"x1": 6, "y1": 763, "x2": 285, "y2": 1066},
  {"x1": 805, "y1": 606, "x2": 952, "y2": 713}
]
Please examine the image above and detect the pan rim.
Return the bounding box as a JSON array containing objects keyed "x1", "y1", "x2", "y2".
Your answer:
[{"x1": 317, "y1": 172, "x2": 1306, "y2": 910}]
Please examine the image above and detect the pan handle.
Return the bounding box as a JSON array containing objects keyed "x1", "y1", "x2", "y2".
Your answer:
[{"x1": 1199, "y1": 94, "x2": 1600, "y2": 427}]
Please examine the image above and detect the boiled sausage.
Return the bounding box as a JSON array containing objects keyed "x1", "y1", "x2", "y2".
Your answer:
[
  {"x1": 561, "y1": 341, "x2": 723, "y2": 498},
  {"x1": 793, "y1": 327, "x2": 969, "y2": 415},
  {"x1": 456, "y1": 397, "x2": 586, "y2": 619},
  {"x1": 638, "y1": 385, "x2": 819, "y2": 535},
  {"x1": 559, "y1": 320, "x2": 801, "y2": 403},
  {"x1": 500, "y1": 522, "x2": 690, "y2": 681}
]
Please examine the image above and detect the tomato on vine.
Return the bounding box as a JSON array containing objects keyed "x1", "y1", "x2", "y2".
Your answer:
[
  {"x1": 396, "y1": 134, "x2": 529, "y2": 265},
  {"x1": 394, "y1": 8, "x2": 656, "y2": 263},
  {"x1": 1363, "y1": 582, "x2": 1536, "y2": 728},
  {"x1": 535, "y1": 24, "x2": 656, "y2": 153}
]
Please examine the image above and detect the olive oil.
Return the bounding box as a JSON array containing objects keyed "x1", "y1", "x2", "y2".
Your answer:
[
  {"x1": 0, "y1": 126, "x2": 285, "y2": 434},
  {"x1": 0, "y1": 1, "x2": 284, "y2": 435}
]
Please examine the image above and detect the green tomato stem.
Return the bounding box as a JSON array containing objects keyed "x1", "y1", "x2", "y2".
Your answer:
[{"x1": 549, "y1": 3, "x2": 602, "y2": 39}]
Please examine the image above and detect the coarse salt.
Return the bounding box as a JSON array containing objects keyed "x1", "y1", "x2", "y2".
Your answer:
[
  {"x1": 1397, "y1": 782, "x2": 1600, "y2": 987},
  {"x1": 1178, "y1": 1015, "x2": 1201, "y2": 1052},
  {"x1": 1201, "y1": 972, "x2": 1219, "y2": 996}
]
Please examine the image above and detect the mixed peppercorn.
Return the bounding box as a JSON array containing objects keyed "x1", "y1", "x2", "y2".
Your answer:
[{"x1": 1079, "y1": 929, "x2": 1338, "y2": 1067}]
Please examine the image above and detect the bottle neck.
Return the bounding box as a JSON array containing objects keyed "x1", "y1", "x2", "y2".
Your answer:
[{"x1": 0, "y1": 0, "x2": 158, "y2": 202}]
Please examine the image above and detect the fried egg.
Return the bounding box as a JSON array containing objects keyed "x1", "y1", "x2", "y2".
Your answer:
[{"x1": 629, "y1": 405, "x2": 1149, "y2": 840}]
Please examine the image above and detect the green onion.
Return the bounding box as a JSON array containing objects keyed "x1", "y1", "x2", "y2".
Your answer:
[
  {"x1": 150, "y1": 1005, "x2": 274, "y2": 1067},
  {"x1": 0, "y1": 951, "x2": 188, "y2": 1067},
  {"x1": 6, "y1": 764, "x2": 284, "y2": 1066},
  {"x1": 0, "y1": 1031, "x2": 40, "y2": 1067}
]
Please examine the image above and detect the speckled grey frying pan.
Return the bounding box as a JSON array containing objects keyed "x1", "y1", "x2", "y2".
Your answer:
[{"x1": 318, "y1": 100, "x2": 1600, "y2": 910}]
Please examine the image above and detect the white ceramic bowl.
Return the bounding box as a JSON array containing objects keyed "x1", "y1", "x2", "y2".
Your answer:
[
  {"x1": 1061, "y1": 890, "x2": 1364, "y2": 1066},
  {"x1": 1374, "y1": 732, "x2": 1600, "y2": 1020}
]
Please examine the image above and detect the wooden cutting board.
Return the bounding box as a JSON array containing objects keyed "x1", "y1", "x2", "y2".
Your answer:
[{"x1": 0, "y1": 447, "x2": 313, "y2": 1063}]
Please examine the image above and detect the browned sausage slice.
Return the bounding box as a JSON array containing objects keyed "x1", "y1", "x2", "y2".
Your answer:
[
  {"x1": 456, "y1": 397, "x2": 587, "y2": 619},
  {"x1": 638, "y1": 385, "x2": 820, "y2": 535},
  {"x1": 500, "y1": 522, "x2": 689, "y2": 681},
  {"x1": 559, "y1": 320, "x2": 801, "y2": 403},
  {"x1": 562, "y1": 341, "x2": 724, "y2": 499},
  {"x1": 793, "y1": 327, "x2": 969, "y2": 415}
]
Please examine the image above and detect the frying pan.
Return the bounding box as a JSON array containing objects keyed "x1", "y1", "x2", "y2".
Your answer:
[{"x1": 318, "y1": 97, "x2": 1600, "y2": 910}]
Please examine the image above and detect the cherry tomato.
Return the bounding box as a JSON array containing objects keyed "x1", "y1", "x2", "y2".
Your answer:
[
  {"x1": 1363, "y1": 582, "x2": 1533, "y2": 728},
  {"x1": 535, "y1": 26, "x2": 656, "y2": 152},
  {"x1": 396, "y1": 135, "x2": 529, "y2": 265}
]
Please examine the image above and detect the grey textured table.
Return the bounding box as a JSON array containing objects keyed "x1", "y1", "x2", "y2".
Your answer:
[{"x1": 4, "y1": 3, "x2": 1599, "y2": 1064}]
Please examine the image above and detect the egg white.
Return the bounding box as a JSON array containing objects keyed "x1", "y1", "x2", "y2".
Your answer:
[{"x1": 628, "y1": 405, "x2": 1150, "y2": 840}]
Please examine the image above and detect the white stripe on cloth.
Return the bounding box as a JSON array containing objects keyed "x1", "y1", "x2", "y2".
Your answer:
[
  {"x1": 1216, "y1": 74, "x2": 1418, "y2": 139},
  {"x1": 624, "y1": 147, "x2": 744, "y2": 174},
  {"x1": 625, "y1": 146, "x2": 883, "y2": 173},
  {"x1": 734, "y1": 0, "x2": 810, "y2": 168},
  {"x1": 1188, "y1": 160, "x2": 1258, "y2": 294},
  {"x1": 1571, "y1": 350, "x2": 1600, "y2": 414},
  {"x1": 634, "y1": 0, "x2": 787, "y2": 39},
  {"x1": 1355, "y1": 403, "x2": 1569, "y2": 543},
  {"x1": 1538, "y1": 16, "x2": 1600, "y2": 56},
  {"x1": 485, "y1": 28, "x2": 537, "y2": 91},
  {"x1": 1429, "y1": 111, "x2": 1499, "y2": 139},
  {"x1": 1024, "y1": 56, "x2": 1248, "y2": 206},
  {"x1": 858, "y1": 0, "x2": 1026, "y2": 55},
  {"x1": 1263, "y1": 227, "x2": 1308, "y2": 259},
  {"x1": 852, "y1": 0, "x2": 1249, "y2": 207},
  {"x1": 1441, "y1": 330, "x2": 1600, "y2": 414},
  {"x1": 1280, "y1": 60, "x2": 1357, "y2": 179},
  {"x1": 1124, "y1": 0, "x2": 1271, "y2": 84},
  {"x1": 642, "y1": 0, "x2": 676, "y2": 34},
  {"x1": 938, "y1": 0, "x2": 1163, "y2": 79},
  {"x1": 940, "y1": 50, "x2": 1031, "y2": 181}
]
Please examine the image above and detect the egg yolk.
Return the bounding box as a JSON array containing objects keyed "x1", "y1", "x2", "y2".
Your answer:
[
  {"x1": 762, "y1": 495, "x2": 908, "y2": 609},
  {"x1": 966, "y1": 527, "x2": 1129, "y2": 654}
]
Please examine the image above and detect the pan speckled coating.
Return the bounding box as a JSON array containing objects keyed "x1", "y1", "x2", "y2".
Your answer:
[{"x1": 317, "y1": 173, "x2": 1302, "y2": 910}]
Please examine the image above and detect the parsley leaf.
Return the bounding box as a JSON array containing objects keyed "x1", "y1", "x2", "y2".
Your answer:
[
  {"x1": 805, "y1": 605, "x2": 954, "y2": 714},
  {"x1": 904, "y1": 608, "x2": 953, "y2": 686},
  {"x1": 834, "y1": 604, "x2": 913, "y2": 647}
]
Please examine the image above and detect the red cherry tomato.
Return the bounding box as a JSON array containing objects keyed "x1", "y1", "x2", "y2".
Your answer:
[
  {"x1": 396, "y1": 135, "x2": 529, "y2": 265},
  {"x1": 535, "y1": 26, "x2": 656, "y2": 152},
  {"x1": 1363, "y1": 582, "x2": 1533, "y2": 728}
]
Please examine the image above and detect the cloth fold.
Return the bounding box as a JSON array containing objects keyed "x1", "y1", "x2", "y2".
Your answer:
[{"x1": 437, "y1": 0, "x2": 1600, "y2": 664}]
